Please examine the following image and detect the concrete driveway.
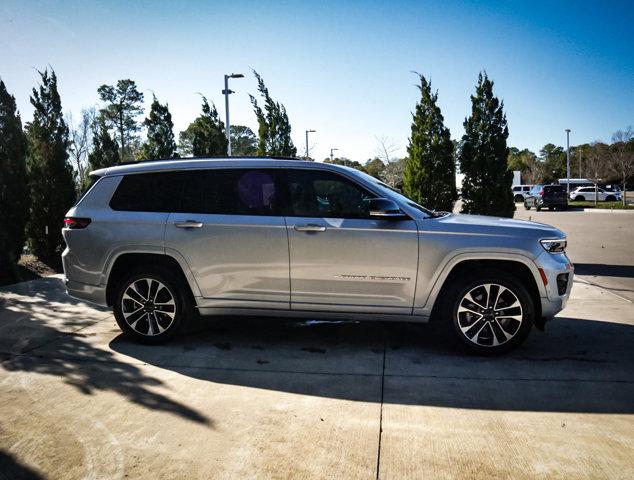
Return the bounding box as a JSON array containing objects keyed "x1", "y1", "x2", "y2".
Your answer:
[{"x1": 1, "y1": 274, "x2": 633, "y2": 479}]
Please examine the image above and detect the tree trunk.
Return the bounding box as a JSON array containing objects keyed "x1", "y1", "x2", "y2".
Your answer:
[
  {"x1": 594, "y1": 182, "x2": 598, "y2": 206},
  {"x1": 623, "y1": 178, "x2": 627, "y2": 206}
]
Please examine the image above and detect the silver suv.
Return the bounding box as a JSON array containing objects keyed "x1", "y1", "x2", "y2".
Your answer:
[{"x1": 62, "y1": 158, "x2": 573, "y2": 354}]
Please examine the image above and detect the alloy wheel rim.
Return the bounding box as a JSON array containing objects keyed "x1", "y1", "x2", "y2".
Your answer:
[
  {"x1": 121, "y1": 278, "x2": 176, "y2": 336},
  {"x1": 456, "y1": 283, "x2": 523, "y2": 347}
]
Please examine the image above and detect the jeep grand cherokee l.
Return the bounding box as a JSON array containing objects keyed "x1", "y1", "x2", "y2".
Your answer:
[{"x1": 62, "y1": 158, "x2": 573, "y2": 354}]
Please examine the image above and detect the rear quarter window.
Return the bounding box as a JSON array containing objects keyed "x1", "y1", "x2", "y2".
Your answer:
[{"x1": 110, "y1": 172, "x2": 184, "y2": 212}]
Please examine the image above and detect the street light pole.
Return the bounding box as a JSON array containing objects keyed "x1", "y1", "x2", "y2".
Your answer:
[
  {"x1": 565, "y1": 129, "x2": 571, "y2": 193},
  {"x1": 330, "y1": 148, "x2": 338, "y2": 162},
  {"x1": 222, "y1": 73, "x2": 244, "y2": 156},
  {"x1": 305, "y1": 130, "x2": 316, "y2": 159}
]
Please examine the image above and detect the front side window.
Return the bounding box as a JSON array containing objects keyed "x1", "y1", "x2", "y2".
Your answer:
[
  {"x1": 179, "y1": 169, "x2": 280, "y2": 216},
  {"x1": 287, "y1": 169, "x2": 377, "y2": 218},
  {"x1": 110, "y1": 172, "x2": 183, "y2": 212}
]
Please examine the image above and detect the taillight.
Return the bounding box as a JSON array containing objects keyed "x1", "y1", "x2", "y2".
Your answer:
[
  {"x1": 539, "y1": 188, "x2": 544, "y2": 196},
  {"x1": 64, "y1": 217, "x2": 91, "y2": 229}
]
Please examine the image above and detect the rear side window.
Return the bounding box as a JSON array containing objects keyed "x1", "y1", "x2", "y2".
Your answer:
[
  {"x1": 178, "y1": 169, "x2": 281, "y2": 216},
  {"x1": 110, "y1": 172, "x2": 184, "y2": 212},
  {"x1": 545, "y1": 186, "x2": 563, "y2": 193}
]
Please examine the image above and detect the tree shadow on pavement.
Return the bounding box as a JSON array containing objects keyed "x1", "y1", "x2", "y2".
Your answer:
[
  {"x1": 0, "y1": 450, "x2": 45, "y2": 480},
  {"x1": 0, "y1": 278, "x2": 211, "y2": 426},
  {"x1": 574, "y1": 263, "x2": 634, "y2": 278}
]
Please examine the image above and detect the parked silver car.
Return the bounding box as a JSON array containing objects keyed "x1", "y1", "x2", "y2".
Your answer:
[{"x1": 62, "y1": 158, "x2": 573, "y2": 354}]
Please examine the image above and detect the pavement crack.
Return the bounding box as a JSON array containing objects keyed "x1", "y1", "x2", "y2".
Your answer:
[{"x1": 375, "y1": 333, "x2": 387, "y2": 480}]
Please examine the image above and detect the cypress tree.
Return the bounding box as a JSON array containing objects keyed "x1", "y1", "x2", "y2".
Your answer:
[
  {"x1": 249, "y1": 70, "x2": 297, "y2": 157},
  {"x1": 138, "y1": 95, "x2": 178, "y2": 160},
  {"x1": 178, "y1": 97, "x2": 227, "y2": 156},
  {"x1": 403, "y1": 74, "x2": 457, "y2": 212},
  {"x1": 0, "y1": 80, "x2": 29, "y2": 281},
  {"x1": 87, "y1": 115, "x2": 120, "y2": 173},
  {"x1": 25, "y1": 69, "x2": 76, "y2": 264},
  {"x1": 459, "y1": 73, "x2": 514, "y2": 217}
]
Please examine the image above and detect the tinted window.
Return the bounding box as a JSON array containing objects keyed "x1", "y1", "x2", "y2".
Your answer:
[
  {"x1": 110, "y1": 172, "x2": 183, "y2": 212},
  {"x1": 544, "y1": 185, "x2": 564, "y2": 193},
  {"x1": 287, "y1": 169, "x2": 377, "y2": 218},
  {"x1": 512, "y1": 186, "x2": 520, "y2": 192},
  {"x1": 179, "y1": 169, "x2": 281, "y2": 216}
]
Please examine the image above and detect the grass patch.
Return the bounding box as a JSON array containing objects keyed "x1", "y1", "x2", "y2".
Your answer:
[{"x1": 569, "y1": 201, "x2": 634, "y2": 210}]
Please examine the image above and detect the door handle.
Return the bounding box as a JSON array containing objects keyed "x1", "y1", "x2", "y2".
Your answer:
[
  {"x1": 174, "y1": 220, "x2": 203, "y2": 228},
  {"x1": 294, "y1": 224, "x2": 326, "y2": 232}
]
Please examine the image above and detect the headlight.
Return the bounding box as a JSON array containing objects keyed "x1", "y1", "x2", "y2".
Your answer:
[{"x1": 540, "y1": 238, "x2": 567, "y2": 253}]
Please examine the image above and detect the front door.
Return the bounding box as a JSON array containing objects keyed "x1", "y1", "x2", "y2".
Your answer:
[
  {"x1": 284, "y1": 169, "x2": 419, "y2": 314},
  {"x1": 165, "y1": 168, "x2": 290, "y2": 309}
]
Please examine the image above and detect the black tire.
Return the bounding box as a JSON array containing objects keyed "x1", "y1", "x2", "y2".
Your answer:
[
  {"x1": 524, "y1": 202, "x2": 530, "y2": 210},
  {"x1": 536, "y1": 206, "x2": 541, "y2": 212},
  {"x1": 605, "y1": 195, "x2": 615, "y2": 202},
  {"x1": 514, "y1": 194, "x2": 524, "y2": 203},
  {"x1": 441, "y1": 270, "x2": 535, "y2": 355},
  {"x1": 113, "y1": 268, "x2": 192, "y2": 344},
  {"x1": 576, "y1": 195, "x2": 585, "y2": 201}
]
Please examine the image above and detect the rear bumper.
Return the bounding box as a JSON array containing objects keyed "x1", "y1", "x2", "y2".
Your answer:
[{"x1": 64, "y1": 277, "x2": 108, "y2": 307}]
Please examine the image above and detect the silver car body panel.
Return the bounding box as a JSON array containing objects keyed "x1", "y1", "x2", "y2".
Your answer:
[{"x1": 63, "y1": 157, "x2": 573, "y2": 323}]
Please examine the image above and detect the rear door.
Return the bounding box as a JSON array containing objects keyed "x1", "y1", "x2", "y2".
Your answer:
[
  {"x1": 283, "y1": 168, "x2": 419, "y2": 314},
  {"x1": 165, "y1": 168, "x2": 290, "y2": 309}
]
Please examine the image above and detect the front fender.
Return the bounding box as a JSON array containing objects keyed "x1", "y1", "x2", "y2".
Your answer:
[{"x1": 413, "y1": 250, "x2": 546, "y2": 317}]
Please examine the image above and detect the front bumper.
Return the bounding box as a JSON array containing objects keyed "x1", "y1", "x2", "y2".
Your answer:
[
  {"x1": 65, "y1": 277, "x2": 108, "y2": 307},
  {"x1": 534, "y1": 251, "x2": 574, "y2": 319}
]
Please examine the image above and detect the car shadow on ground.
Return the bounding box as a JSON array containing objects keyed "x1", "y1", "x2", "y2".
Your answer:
[{"x1": 109, "y1": 313, "x2": 634, "y2": 415}]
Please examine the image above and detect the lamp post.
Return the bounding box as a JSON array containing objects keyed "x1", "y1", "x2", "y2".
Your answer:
[
  {"x1": 222, "y1": 73, "x2": 244, "y2": 156},
  {"x1": 305, "y1": 129, "x2": 316, "y2": 159},
  {"x1": 330, "y1": 148, "x2": 338, "y2": 162},
  {"x1": 565, "y1": 129, "x2": 571, "y2": 193}
]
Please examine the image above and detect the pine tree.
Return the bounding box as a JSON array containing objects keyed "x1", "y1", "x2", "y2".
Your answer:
[
  {"x1": 138, "y1": 95, "x2": 177, "y2": 160},
  {"x1": 178, "y1": 97, "x2": 227, "y2": 156},
  {"x1": 249, "y1": 70, "x2": 297, "y2": 157},
  {"x1": 87, "y1": 115, "x2": 120, "y2": 174},
  {"x1": 403, "y1": 74, "x2": 457, "y2": 212},
  {"x1": 97, "y1": 79, "x2": 144, "y2": 162},
  {"x1": 0, "y1": 80, "x2": 29, "y2": 281},
  {"x1": 459, "y1": 73, "x2": 514, "y2": 217},
  {"x1": 25, "y1": 69, "x2": 76, "y2": 264},
  {"x1": 230, "y1": 125, "x2": 258, "y2": 156}
]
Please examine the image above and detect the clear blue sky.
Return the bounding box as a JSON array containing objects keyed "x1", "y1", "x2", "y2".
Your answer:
[{"x1": 1, "y1": 0, "x2": 632, "y2": 162}]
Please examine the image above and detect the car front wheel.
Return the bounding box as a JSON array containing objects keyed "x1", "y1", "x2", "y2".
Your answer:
[
  {"x1": 524, "y1": 202, "x2": 530, "y2": 210},
  {"x1": 113, "y1": 269, "x2": 191, "y2": 344},
  {"x1": 443, "y1": 271, "x2": 535, "y2": 354}
]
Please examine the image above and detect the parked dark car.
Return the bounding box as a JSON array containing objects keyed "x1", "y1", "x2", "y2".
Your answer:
[{"x1": 524, "y1": 184, "x2": 568, "y2": 211}]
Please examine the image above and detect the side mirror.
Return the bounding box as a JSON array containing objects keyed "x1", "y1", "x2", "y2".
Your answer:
[{"x1": 369, "y1": 198, "x2": 407, "y2": 218}]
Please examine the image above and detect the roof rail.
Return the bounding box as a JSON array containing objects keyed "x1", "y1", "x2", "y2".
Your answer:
[{"x1": 115, "y1": 155, "x2": 302, "y2": 167}]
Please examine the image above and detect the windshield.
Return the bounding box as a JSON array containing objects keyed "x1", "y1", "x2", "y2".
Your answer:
[{"x1": 343, "y1": 167, "x2": 434, "y2": 216}]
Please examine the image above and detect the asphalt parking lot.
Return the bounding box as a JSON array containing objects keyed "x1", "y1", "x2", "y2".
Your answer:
[{"x1": 1, "y1": 208, "x2": 633, "y2": 479}]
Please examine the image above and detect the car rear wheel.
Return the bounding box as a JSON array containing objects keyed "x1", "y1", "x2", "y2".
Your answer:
[
  {"x1": 514, "y1": 194, "x2": 524, "y2": 202},
  {"x1": 442, "y1": 271, "x2": 535, "y2": 355},
  {"x1": 605, "y1": 195, "x2": 616, "y2": 202},
  {"x1": 576, "y1": 195, "x2": 585, "y2": 201},
  {"x1": 113, "y1": 269, "x2": 191, "y2": 344}
]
